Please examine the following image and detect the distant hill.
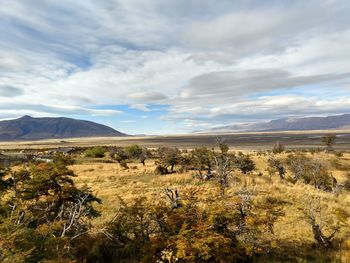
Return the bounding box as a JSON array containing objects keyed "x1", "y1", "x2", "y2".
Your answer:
[
  {"x1": 206, "y1": 114, "x2": 350, "y2": 133},
  {"x1": 0, "y1": 116, "x2": 127, "y2": 140}
]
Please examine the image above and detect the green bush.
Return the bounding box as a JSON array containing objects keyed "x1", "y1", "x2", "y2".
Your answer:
[
  {"x1": 124, "y1": 144, "x2": 147, "y2": 165},
  {"x1": 84, "y1": 146, "x2": 107, "y2": 158},
  {"x1": 233, "y1": 153, "x2": 255, "y2": 174}
]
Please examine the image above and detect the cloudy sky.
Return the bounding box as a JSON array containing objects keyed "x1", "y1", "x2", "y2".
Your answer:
[{"x1": 1, "y1": 0, "x2": 350, "y2": 134}]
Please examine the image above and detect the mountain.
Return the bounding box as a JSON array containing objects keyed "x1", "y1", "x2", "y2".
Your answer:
[
  {"x1": 0, "y1": 116, "x2": 127, "y2": 140},
  {"x1": 206, "y1": 114, "x2": 350, "y2": 133}
]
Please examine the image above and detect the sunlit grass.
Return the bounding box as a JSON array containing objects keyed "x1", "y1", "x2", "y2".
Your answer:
[{"x1": 68, "y1": 151, "x2": 350, "y2": 260}]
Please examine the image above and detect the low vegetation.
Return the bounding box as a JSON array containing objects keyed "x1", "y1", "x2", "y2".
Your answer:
[
  {"x1": 1, "y1": 140, "x2": 350, "y2": 262},
  {"x1": 84, "y1": 146, "x2": 107, "y2": 158}
]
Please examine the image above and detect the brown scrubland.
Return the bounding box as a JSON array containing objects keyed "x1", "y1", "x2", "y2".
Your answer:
[{"x1": 1, "y1": 137, "x2": 350, "y2": 262}]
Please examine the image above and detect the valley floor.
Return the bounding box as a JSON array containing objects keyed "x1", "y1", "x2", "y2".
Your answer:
[
  {"x1": 2, "y1": 142, "x2": 350, "y2": 262},
  {"x1": 70, "y1": 151, "x2": 350, "y2": 262},
  {"x1": 1, "y1": 130, "x2": 350, "y2": 150}
]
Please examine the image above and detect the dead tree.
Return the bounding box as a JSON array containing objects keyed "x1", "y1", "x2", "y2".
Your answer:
[
  {"x1": 194, "y1": 169, "x2": 214, "y2": 181},
  {"x1": 236, "y1": 186, "x2": 253, "y2": 233},
  {"x1": 214, "y1": 155, "x2": 232, "y2": 197},
  {"x1": 202, "y1": 172, "x2": 214, "y2": 181},
  {"x1": 306, "y1": 195, "x2": 337, "y2": 248},
  {"x1": 268, "y1": 157, "x2": 286, "y2": 180},
  {"x1": 213, "y1": 138, "x2": 233, "y2": 197},
  {"x1": 163, "y1": 188, "x2": 182, "y2": 209},
  {"x1": 60, "y1": 192, "x2": 95, "y2": 240}
]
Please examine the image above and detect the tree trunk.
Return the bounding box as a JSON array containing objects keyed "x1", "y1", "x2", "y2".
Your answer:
[{"x1": 311, "y1": 222, "x2": 332, "y2": 248}]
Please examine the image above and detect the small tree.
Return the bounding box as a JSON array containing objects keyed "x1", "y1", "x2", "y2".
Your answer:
[
  {"x1": 0, "y1": 160, "x2": 101, "y2": 262},
  {"x1": 156, "y1": 147, "x2": 181, "y2": 173},
  {"x1": 233, "y1": 152, "x2": 255, "y2": 174},
  {"x1": 216, "y1": 137, "x2": 229, "y2": 154},
  {"x1": 124, "y1": 144, "x2": 148, "y2": 165},
  {"x1": 213, "y1": 139, "x2": 233, "y2": 197},
  {"x1": 309, "y1": 161, "x2": 335, "y2": 191},
  {"x1": 287, "y1": 154, "x2": 334, "y2": 191},
  {"x1": 305, "y1": 195, "x2": 339, "y2": 248},
  {"x1": 111, "y1": 147, "x2": 128, "y2": 163},
  {"x1": 191, "y1": 147, "x2": 214, "y2": 180},
  {"x1": 286, "y1": 153, "x2": 310, "y2": 181},
  {"x1": 321, "y1": 134, "x2": 336, "y2": 152},
  {"x1": 267, "y1": 157, "x2": 286, "y2": 180},
  {"x1": 84, "y1": 146, "x2": 107, "y2": 158}
]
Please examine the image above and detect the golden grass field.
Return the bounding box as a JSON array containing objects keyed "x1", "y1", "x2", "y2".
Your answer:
[
  {"x1": 3, "y1": 133, "x2": 350, "y2": 261},
  {"x1": 67, "y1": 150, "x2": 350, "y2": 261}
]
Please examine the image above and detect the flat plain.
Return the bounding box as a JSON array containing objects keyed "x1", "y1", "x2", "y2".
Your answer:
[{"x1": 1, "y1": 130, "x2": 350, "y2": 150}]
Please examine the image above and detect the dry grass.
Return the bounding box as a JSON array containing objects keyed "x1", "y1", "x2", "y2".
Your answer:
[
  {"x1": 70, "y1": 151, "x2": 350, "y2": 260},
  {"x1": 0, "y1": 148, "x2": 328, "y2": 261},
  {"x1": 3, "y1": 139, "x2": 350, "y2": 260}
]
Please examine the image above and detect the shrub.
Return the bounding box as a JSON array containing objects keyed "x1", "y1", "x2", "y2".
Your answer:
[
  {"x1": 0, "y1": 160, "x2": 100, "y2": 262},
  {"x1": 308, "y1": 161, "x2": 334, "y2": 191},
  {"x1": 120, "y1": 160, "x2": 129, "y2": 169},
  {"x1": 154, "y1": 165, "x2": 168, "y2": 175},
  {"x1": 84, "y1": 146, "x2": 107, "y2": 158},
  {"x1": 53, "y1": 152, "x2": 74, "y2": 165},
  {"x1": 156, "y1": 147, "x2": 181, "y2": 173},
  {"x1": 124, "y1": 144, "x2": 148, "y2": 165},
  {"x1": 343, "y1": 173, "x2": 350, "y2": 191},
  {"x1": 267, "y1": 157, "x2": 286, "y2": 180},
  {"x1": 0, "y1": 168, "x2": 12, "y2": 193},
  {"x1": 272, "y1": 141, "x2": 285, "y2": 154},
  {"x1": 286, "y1": 153, "x2": 310, "y2": 181},
  {"x1": 334, "y1": 151, "x2": 344, "y2": 157},
  {"x1": 287, "y1": 154, "x2": 334, "y2": 191},
  {"x1": 178, "y1": 155, "x2": 193, "y2": 173},
  {"x1": 233, "y1": 153, "x2": 255, "y2": 174},
  {"x1": 191, "y1": 147, "x2": 214, "y2": 176},
  {"x1": 111, "y1": 147, "x2": 128, "y2": 163},
  {"x1": 321, "y1": 134, "x2": 337, "y2": 152},
  {"x1": 87, "y1": 189, "x2": 286, "y2": 262}
]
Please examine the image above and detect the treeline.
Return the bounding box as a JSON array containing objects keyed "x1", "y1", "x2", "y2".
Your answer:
[{"x1": 0, "y1": 140, "x2": 349, "y2": 262}]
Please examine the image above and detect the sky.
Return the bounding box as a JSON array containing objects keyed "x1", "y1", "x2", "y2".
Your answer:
[{"x1": 0, "y1": 0, "x2": 350, "y2": 134}]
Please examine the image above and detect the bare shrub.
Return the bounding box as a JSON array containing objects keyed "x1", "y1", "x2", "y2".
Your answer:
[{"x1": 272, "y1": 141, "x2": 285, "y2": 154}]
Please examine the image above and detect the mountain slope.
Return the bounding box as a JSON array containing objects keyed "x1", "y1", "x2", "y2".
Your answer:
[
  {"x1": 208, "y1": 114, "x2": 350, "y2": 132},
  {"x1": 0, "y1": 116, "x2": 127, "y2": 140}
]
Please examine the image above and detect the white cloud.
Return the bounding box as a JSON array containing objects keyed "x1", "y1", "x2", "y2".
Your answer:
[
  {"x1": 0, "y1": 101, "x2": 122, "y2": 118},
  {"x1": 0, "y1": 85, "x2": 23, "y2": 97},
  {"x1": 164, "y1": 95, "x2": 350, "y2": 126},
  {"x1": 182, "y1": 0, "x2": 349, "y2": 58},
  {"x1": 180, "y1": 70, "x2": 350, "y2": 102},
  {"x1": 0, "y1": 0, "x2": 350, "y2": 132},
  {"x1": 130, "y1": 104, "x2": 151, "y2": 112},
  {"x1": 128, "y1": 92, "x2": 167, "y2": 102}
]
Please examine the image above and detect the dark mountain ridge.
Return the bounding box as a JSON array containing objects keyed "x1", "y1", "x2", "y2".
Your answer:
[{"x1": 0, "y1": 116, "x2": 126, "y2": 140}]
